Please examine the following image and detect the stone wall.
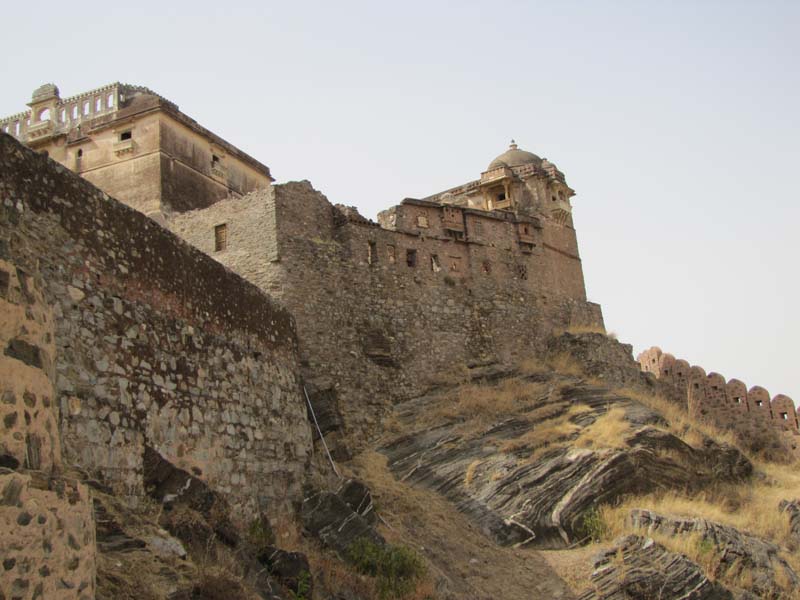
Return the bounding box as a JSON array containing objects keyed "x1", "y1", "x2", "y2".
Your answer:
[
  {"x1": 0, "y1": 471, "x2": 96, "y2": 600},
  {"x1": 1, "y1": 250, "x2": 96, "y2": 599},
  {"x1": 637, "y1": 347, "x2": 799, "y2": 452},
  {"x1": 170, "y1": 181, "x2": 603, "y2": 450},
  {"x1": 0, "y1": 132, "x2": 312, "y2": 519}
]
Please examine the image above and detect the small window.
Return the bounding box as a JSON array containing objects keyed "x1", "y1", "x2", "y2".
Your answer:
[
  {"x1": 417, "y1": 214, "x2": 429, "y2": 228},
  {"x1": 551, "y1": 195, "x2": 557, "y2": 202},
  {"x1": 387, "y1": 245, "x2": 396, "y2": 264},
  {"x1": 120, "y1": 131, "x2": 132, "y2": 141},
  {"x1": 663, "y1": 369, "x2": 669, "y2": 375},
  {"x1": 755, "y1": 400, "x2": 763, "y2": 407},
  {"x1": 781, "y1": 412, "x2": 788, "y2": 420},
  {"x1": 406, "y1": 249, "x2": 417, "y2": 267},
  {"x1": 212, "y1": 154, "x2": 220, "y2": 165},
  {"x1": 734, "y1": 397, "x2": 741, "y2": 404},
  {"x1": 368, "y1": 241, "x2": 377, "y2": 265},
  {"x1": 449, "y1": 256, "x2": 461, "y2": 272},
  {"x1": 482, "y1": 260, "x2": 491, "y2": 274},
  {"x1": 431, "y1": 254, "x2": 441, "y2": 273},
  {"x1": 214, "y1": 224, "x2": 228, "y2": 252},
  {"x1": 77, "y1": 149, "x2": 83, "y2": 158},
  {"x1": 693, "y1": 383, "x2": 700, "y2": 389},
  {"x1": 497, "y1": 192, "x2": 506, "y2": 201}
]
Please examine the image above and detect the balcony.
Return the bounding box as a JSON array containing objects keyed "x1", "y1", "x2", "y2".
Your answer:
[
  {"x1": 26, "y1": 120, "x2": 54, "y2": 142},
  {"x1": 480, "y1": 166, "x2": 512, "y2": 184},
  {"x1": 113, "y1": 138, "x2": 135, "y2": 156}
]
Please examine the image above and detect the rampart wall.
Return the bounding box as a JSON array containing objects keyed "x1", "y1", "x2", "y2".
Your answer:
[
  {"x1": 0, "y1": 133, "x2": 312, "y2": 519},
  {"x1": 170, "y1": 182, "x2": 603, "y2": 452},
  {"x1": 637, "y1": 347, "x2": 798, "y2": 452},
  {"x1": 1, "y1": 251, "x2": 96, "y2": 599}
]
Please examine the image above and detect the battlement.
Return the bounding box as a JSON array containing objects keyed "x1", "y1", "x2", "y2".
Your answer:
[{"x1": 637, "y1": 347, "x2": 798, "y2": 453}]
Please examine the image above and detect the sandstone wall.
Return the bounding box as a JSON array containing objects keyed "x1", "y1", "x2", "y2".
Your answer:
[
  {"x1": 1, "y1": 251, "x2": 96, "y2": 599},
  {"x1": 0, "y1": 133, "x2": 312, "y2": 519},
  {"x1": 637, "y1": 347, "x2": 798, "y2": 452},
  {"x1": 170, "y1": 181, "x2": 603, "y2": 450}
]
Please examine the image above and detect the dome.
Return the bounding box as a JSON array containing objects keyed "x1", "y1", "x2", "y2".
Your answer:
[{"x1": 487, "y1": 140, "x2": 542, "y2": 170}]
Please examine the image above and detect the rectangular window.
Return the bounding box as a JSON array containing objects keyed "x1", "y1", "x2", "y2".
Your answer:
[
  {"x1": 449, "y1": 256, "x2": 461, "y2": 272},
  {"x1": 781, "y1": 412, "x2": 788, "y2": 420},
  {"x1": 387, "y1": 245, "x2": 396, "y2": 264},
  {"x1": 120, "y1": 131, "x2": 132, "y2": 141},
  {"x1": 417, "y1": 214, "x2": 429, "y2": 228},
  {"x1": 214, "y1": 224, "x2": 228, "y2": 252},
  {"x1": 431, "y1": 254, "x2": 441, "y2": 273},
  {"x1": 406, "y1": 249, "x2": 417, "y2": 267},
  {"x1": 368, "y1": 241, "x2": 377, "y2": 265}
]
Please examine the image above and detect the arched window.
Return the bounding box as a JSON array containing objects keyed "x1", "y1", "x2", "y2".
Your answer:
[{"x1": 38, "y1": 108, "x2": 51, "y2": 122}]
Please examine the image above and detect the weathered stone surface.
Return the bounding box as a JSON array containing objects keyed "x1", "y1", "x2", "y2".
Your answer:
[
  {"x1": 336, "y1": 479, "x2": 377, "y2": 526},
  {"x1": 382, "y1": 380, "x2": 752, "y2": 549},
  {"x1": 301, "y1": 490, "x2": 385, "y2": 558},
  {"x1": 0, "y1": 471, "x2": 96, "y2": 600},
  {"x1": 630, "y1": 509, "x2": 799, "y2": 598},
  {"x1": 258, "y1": 547, "x2": 312, "y2": 596},
  {"x1": 0, "y1": 133, "x2": 313, "y2": 521},
  {"x1": 577, "y1": 535, "x2": 733, "y2": 600},
  {"x1": 144, "y1": 445, "x2": 238, "y2": 547}
]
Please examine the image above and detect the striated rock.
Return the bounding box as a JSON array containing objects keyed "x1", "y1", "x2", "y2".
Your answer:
[
  {"x1": 629, "y1": 509, "x2": 799, "y2": 598},
  {"x1": 577, "y1": 534, "x2": 733, "y2": 599},
  {"x1": 336, "y1": 479, "x2": 377, "y2": 525},
  {"x1": 382, "y1": 382, "x2": 752, "y2": 548},
  {"x1": 257, "y1": 547, "x2": 312, "y2": 597},
  {"x1": 301, "y1": 489, "x2": 384, "y2": 558}
]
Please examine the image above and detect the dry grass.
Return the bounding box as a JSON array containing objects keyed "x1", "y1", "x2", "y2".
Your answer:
[
  {"x1": 612, "y1": 386, "x2": 739, "y2": 449},
  {"x1": 574, "y1": 407, "x2": 631, "y2": 450},
  {"x1": 431, "y1": 378, "x2": 547, "y2": 426},
  {"x1": 564, "y1": 325, "x2": 607, "y2": 336},
  {"x1": 547, "y1": 352, "x2": 585, "y2": 377},
  {"x1": 594, "y1": 460, "x2": 800, "y2": 597},
  {"x1": 464, "y1": 460, "x2": 481, "y2": 487}
]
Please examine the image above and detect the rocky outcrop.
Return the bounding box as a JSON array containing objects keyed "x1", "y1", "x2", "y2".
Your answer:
[
  {"x1": 629, "y1": 509, "x2": 799, "y2": 598},
  {"x1": 577, "y1": 535, "x2": 733, "y2": 600},
  {"x1": 300, "y1": 486, "x2": 385, "y2": 559},
  {"x1": 382, "y1": 380, "x2": 752, "y2": 548}
]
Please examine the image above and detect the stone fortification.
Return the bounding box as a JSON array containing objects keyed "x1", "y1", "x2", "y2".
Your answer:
[
  {"x1": 0, "y1": 133, "x2": 312, "y2": 520},
  {"x1": 638, "y1": 346, "x2": 798, "y2": 452},
  {"x1": 170, "y1": 180, "x2": 603, "y2": 450},
  {"x1": 1, "y1": 242, "x2": 96, "y2": 598}
]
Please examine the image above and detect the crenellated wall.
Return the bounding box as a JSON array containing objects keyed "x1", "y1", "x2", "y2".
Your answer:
[
  {"x1": 637, "y1": 347, "x2": 798, "y2": 452},
  {"x1": 0, "y1": 133, "x2": 312, "y2": 520}
]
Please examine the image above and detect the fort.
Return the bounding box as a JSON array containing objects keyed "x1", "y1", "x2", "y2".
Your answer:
[{"x1": 0, "y1": 82, "x2": 796, "y2": 597}]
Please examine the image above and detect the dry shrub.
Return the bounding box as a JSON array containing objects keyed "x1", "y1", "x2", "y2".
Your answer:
[
  {"x1": 613, "y1": 386, "x2": 739, "y2": 449},
  {"x1": 546, "y1": 352, "x2": 584, "y2": 377},
  {"x1": 192, "y1": 569, "x2": 249, "y2": 600},
  {"x1": 594, "y1": 461, "x2": 800, "y2": 596},
  {"x1": 432, "y1": 378, "x2": 546, "y2": 425},
  {"x1": 464, "y1": 460, "x2": 481, "y2": 487},
  {"x1": 574, "y1": 407, "x2": 631, "y2": 450}
]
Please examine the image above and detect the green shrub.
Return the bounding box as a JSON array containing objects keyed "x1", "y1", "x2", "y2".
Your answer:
[
  {"x1": 289, "y1": 570, "x2": 311, "y2": 600},
  {"x1": 246, "y1": 515, "x2": 275, "y2": 552},
  {"x1": 577, "y1": 507, "x2": 608, "y2": 543},
  {"x1": 347, "y1": 538, "x2": 426, "y2": 599}
]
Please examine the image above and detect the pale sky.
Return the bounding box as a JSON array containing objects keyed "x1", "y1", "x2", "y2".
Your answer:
[{"x1": 2, "y1": 1, "x2": 798, "y2": 400}]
